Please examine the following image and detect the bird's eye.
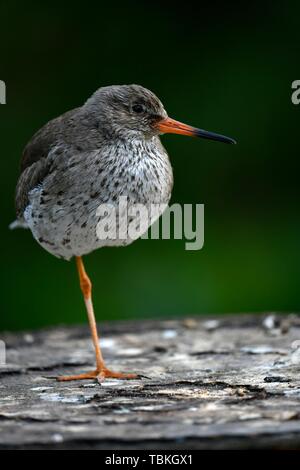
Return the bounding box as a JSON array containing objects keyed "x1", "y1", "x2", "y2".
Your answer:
[{"x1": 132, "y1": 103, "x2": 145, "y2": 114}]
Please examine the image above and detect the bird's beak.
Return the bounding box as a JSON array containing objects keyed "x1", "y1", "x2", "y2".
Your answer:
[{"x1": 156, "y1": 117, "x2": 236, "y2": 144}]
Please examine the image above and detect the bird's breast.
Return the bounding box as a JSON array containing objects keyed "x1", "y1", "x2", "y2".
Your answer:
[
  {"x1": 24, "y1": 138, "x2": 173, "y2": 259},
  {"x1": 102, "y1": 138, "x2": 174, "y2": 205}
]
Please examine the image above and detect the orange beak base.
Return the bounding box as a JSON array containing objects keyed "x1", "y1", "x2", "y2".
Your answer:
[{"x1": 156, "y1": 117, "x2": 236, "y2": 144}]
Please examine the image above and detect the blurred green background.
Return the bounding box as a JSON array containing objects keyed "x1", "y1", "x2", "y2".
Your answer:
[{"x1": 1, "y1": 1, "x2": 300, "y2": 330}]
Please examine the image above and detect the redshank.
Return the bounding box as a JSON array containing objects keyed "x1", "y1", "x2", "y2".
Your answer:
[{"x1": 11, "y1": 85, "x2": 236, "y2": 382}]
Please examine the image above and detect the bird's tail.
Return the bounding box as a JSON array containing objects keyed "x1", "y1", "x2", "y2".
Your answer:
[{"x1": 9, "y1": 219, "x2": 29, "y2": 230}]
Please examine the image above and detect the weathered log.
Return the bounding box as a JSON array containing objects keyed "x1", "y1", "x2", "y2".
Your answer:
[{"x1": 0, "y1": 314, "x2": 300, "y2": 449}]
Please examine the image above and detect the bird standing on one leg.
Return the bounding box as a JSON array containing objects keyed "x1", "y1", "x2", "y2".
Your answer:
[{"x1": 11, "y1": 84, "x2": 236, "y2": 382}]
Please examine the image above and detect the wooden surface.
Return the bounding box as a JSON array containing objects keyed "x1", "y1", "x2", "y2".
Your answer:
[{"x1": 1, "y1": 314, "x2": 300, "y2": 449}]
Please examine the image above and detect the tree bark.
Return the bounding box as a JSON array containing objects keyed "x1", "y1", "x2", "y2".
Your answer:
[{"x1": 1, "y1": 314, "x2": 300, "y2": 449}]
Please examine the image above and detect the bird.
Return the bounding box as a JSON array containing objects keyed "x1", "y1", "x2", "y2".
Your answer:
[{"x1": 11, "y1": 84, "x2": 236, "y2": 382}]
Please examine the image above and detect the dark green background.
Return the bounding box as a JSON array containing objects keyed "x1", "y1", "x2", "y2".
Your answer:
[{"x1": 1, "y1": 1, "x2": 299, "y2": 330}]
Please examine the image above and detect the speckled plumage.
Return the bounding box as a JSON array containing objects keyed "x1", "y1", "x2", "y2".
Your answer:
[
  {"x1": 13, "y1": 85, "x2": 173, "y2": 260},
  {"x1": 11, "y1": 84, "x2": 236, "y2": 383}
]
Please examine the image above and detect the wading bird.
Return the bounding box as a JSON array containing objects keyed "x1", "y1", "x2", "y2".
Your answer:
[{"x1": 11, "y1": 85, "x2": 235, "y2": 382}]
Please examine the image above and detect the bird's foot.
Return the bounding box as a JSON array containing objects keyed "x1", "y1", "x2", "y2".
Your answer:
[{"x1": 56, "y1": 367, "x2": 138, "y2": 383}]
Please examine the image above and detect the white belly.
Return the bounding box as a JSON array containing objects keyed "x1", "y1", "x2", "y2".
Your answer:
[{"x1": 24, "y1": 145, "x2": 173, "y2": 260}]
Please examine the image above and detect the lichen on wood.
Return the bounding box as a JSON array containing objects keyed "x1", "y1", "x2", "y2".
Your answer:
[{"x1": 0, "y1": 314, "x2": 300, "y2": 449}]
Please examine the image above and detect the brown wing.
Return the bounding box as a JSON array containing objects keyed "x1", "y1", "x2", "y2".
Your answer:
[
  {"x1": 15, "y1": 126, "x2": 57, "y2": 218},
  {"x1": 15, "y1": 108, "x2": 80, "y2": 218},
  {"x1": 15, "y1": 157, "x2": 52, "y2": 218}
]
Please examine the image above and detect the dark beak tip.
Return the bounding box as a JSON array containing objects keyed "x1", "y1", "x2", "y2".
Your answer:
[{"x1": 195, "y1": 128, "x2": 237, "y2": 145}]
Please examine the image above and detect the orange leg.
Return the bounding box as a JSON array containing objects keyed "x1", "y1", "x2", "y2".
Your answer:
[{"x1": 57, "y1": 256, "x2": 138, "y2": 382}]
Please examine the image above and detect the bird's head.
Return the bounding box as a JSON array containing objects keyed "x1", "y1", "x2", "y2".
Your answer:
[{"x1": 84, "y1": 84, "x2": 236, "y2": 144}]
